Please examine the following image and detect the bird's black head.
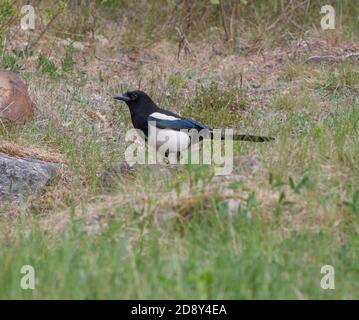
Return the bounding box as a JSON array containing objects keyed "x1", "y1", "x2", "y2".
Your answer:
[{"x1": 113, "y1": 90, "x2": 157, "y2": 113}]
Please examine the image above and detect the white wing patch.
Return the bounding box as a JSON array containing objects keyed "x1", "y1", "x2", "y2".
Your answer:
[
  {"x1": 148, "y1": 112, "x2": 190, "y2": 153},
  {"x1": 148, "y1": 123, "x2": 190, "y2": 153},
  {"x1": 149, "y1": 112, "x2": 180, "y2": 121}
]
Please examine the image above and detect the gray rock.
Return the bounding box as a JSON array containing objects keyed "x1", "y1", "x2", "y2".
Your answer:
[
  {"x1": 83, "y1": 217, "x2": 102, "y2": 235},
  {"x1": 0, "y1": 152, "x2": 57, "y2": 206}
]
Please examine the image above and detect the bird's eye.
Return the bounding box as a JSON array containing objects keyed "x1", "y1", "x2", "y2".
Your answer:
[{"x1": 132, "y1": 93, "x2": 138, "y2": 100}]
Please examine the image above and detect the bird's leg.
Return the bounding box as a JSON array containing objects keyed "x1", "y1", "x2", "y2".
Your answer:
[
  {"x1": 176, "y1": 152, "x2": 181, "y2": 164},
  {"x1": 163, "y1": 150, "x2": 170, "y2": 165}
]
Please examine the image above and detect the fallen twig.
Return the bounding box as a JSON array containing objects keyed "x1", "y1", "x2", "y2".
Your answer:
[
  {"x1": 26, "y1": 10, "x2": 62, "y2": 50},
  {"x1": 305, "y1": 52, "x2": 359, "y2": 63},
  {"x1": 175, "y1": 26, "x2": 195, "y2": 60},
  {"x1": 95, "y1": 55, "x2": 134, "y2": 68}
]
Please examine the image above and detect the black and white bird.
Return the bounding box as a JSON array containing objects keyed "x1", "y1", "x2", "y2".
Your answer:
[{"x1": 114, "y1": 90, "x2": 274, "y2": 156}]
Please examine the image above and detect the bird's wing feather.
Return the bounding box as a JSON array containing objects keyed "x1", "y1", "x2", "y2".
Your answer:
[{"x1": 148, "y1": 114, "x2": 210, "y2": 131}]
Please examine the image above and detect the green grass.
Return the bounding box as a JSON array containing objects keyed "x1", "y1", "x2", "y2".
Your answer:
[
  {"x1": 182, "y1": 81, "x2": 246, "y2": 128},
  {"x1": 1, "y1": 66, "x2": 358, "y2": 298},
  {"x1": 0, "y1": 96, "x2": 358, "y2": 298},
  {"x1": 321, "y1": 62, "x2": 359, "y2": 94},
  {"x1": 0, "y1": 204, "x2": 357, "y2": 299},
  {"x1": 0, "y1": 0, "x2": 359, "y2": 300}
]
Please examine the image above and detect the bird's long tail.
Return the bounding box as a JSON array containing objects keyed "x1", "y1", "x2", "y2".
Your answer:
[
  {"x1": 231, "y1": 134, "x2": 274, "y2": 142},
  {"x1": 210, "y1": 131, "x2": 275, "y2": 142}
]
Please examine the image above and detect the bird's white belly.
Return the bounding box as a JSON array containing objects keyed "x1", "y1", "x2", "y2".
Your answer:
[{"x1": 148, "y1": 126, "x2": 190, "y2": 153}]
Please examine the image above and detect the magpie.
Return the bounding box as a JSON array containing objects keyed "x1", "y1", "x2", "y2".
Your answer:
[{"x1": 114, "y1": 90, "x2": 274, "y2": 155}]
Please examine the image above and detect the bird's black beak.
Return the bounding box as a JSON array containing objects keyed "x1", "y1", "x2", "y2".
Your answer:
[{"x1": 114, "y1": 93, "x2": 131, "y2": 102}]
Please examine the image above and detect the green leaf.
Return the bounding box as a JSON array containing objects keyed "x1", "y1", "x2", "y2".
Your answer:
[{"x1": 288, "y1": 176, "x2": 295, "y2": 191}]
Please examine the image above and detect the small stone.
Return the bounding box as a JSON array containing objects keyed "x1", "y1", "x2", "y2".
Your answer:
[
  {"x1": 84, "y1": 218, "x2": 101, "y2": 235},
  {"x1": 94, "y1": 35, "x2": 109, "y2": 47},
  {"x1": 72, "y1": 41, "x2": 85, "y2": 51},
  {"x1": 227, "y1": 199, "x2": 240, "y2": 216},
  {"x1": 62, "y1": 38, "x2": 85, "y2": 51}
]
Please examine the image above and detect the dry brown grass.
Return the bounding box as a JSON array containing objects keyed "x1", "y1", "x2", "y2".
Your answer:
[{"x1": 0, "y1": 140, "x2": 65, "y2": 163}]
